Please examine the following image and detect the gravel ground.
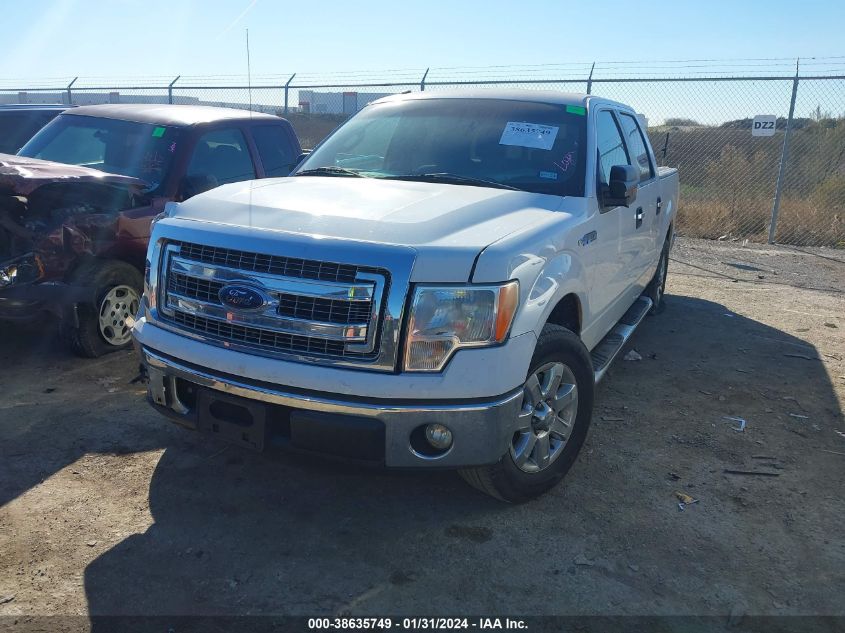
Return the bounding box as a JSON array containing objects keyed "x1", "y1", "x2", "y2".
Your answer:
[{"x1": 1, "y1": 237, "x2": 843, "y2": 630}]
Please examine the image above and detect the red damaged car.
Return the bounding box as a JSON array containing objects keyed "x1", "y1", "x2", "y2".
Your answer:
[{"x1": 0, "y1": 104, "x2": 302, "y2": 356}]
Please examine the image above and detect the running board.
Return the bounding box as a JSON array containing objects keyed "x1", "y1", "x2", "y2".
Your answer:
[{"x1": 591, "y1": 296, "x2": 653, "y2": 384}]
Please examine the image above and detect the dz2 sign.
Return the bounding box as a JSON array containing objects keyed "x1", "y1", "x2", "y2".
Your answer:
[{"x1": 752, "y1": 114, "x2": 777, "y2": 137}]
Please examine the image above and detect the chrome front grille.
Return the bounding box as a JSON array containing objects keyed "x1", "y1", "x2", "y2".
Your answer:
[
  {"x1": 159, "y1": 241, "x2": 388, "y2": 364},
  {"x1": 172, "y1": 311, "x2": 348, "y2": 357},
  {"x1": 177, "y1": 241, "x2": 360, "y2": 283},
  {"x1": 276, "y1": 293, "x2": 373, "y2": 324},
  {"x1": 169, "y1": 272, "x2": 221, "y2": 303}
]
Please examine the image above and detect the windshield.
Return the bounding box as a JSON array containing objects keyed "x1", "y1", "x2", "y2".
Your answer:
[
  {"x1": 297, "y1": 98, "x2": 587, "y2": 196},
  {"x1": 18, "y1": 114, "x2": 182, "y2": 194}
]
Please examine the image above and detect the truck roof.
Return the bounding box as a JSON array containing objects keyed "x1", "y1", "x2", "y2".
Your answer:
[
  {"x1": 370, "y1": 89, "x2": 631, "y2": 111},
  {"x1": 63, "y1": 103, "x2": 279, "y2": 127}
]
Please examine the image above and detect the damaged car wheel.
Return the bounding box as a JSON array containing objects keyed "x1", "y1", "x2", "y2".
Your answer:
[{"x1": 61, "y1": 260, "x2": 142, "y2": 358}]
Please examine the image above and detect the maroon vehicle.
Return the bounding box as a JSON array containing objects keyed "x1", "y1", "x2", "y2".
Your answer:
[{"x1": 0, "y1": 104, "x2": 302, "y2": 356}]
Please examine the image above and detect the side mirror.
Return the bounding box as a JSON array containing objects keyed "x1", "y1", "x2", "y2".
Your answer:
[
  {"x1": 604, "y1": 165, "x2": 639, "y2": 208},
  {"x1": 287, "y1": 151, "x2": 311, "y2": 174},
  {"x1": 178, "y1": 174, "x2": 219, "y2": 201}
]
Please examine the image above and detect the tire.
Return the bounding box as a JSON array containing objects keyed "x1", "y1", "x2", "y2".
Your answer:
[
  {"x1": 645, "y1": 237, "x2": 670, "y2": 315},
  {"x1": 60, "y1": 259, "x2": 143, "y2": 358},
  {"x1": 458, "y1": 324, "x2": 594, "y2": 503}
]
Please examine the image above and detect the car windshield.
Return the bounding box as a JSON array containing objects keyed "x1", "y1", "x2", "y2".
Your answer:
[
  {"x1": 296, "y1": 98, "x2": 587, "y2": 197},
  {"x1": 18, "y1": 114, "x2": 182, "y2": 194}
]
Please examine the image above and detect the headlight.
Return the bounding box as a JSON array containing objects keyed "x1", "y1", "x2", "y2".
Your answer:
[
  {"x1": 0, "y1": 254, "x2": 44, "y2": 289},
  {"x1": 404, "y1": 281, "x2": 519, "y2": 372}
]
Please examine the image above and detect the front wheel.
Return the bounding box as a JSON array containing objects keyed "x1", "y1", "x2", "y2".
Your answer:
[
  {"x1": 458, "y1": 324, "x2": 594, "y2": 503},
  {"x1": 61, "y1": 260, "x2": 143, "y2": 358}
]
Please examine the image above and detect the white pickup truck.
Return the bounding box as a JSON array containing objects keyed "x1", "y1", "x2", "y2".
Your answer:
[{"x1": 132, "y1": 90, "x2": 678, "y2": 501}]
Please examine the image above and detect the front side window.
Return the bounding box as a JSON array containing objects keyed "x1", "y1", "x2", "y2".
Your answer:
[
  {"x1": 618, "y1": 112, "x2": 654, "y2": 181},
  {"x1": 19, "y1": 114, "x2": 182, "y2": 193},
  {"x1": 298, "y1": 98, "x2": 588, "y2": 197},
  {"x1": 187, "y1": 128, "x2": 255, "y2": 186},
  {"x1": 595, "y1": 110, "x2": 630, "y2": 186}
]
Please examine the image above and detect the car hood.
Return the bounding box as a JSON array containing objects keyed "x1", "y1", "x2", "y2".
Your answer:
[
  {"x1": 0, "y1": 153, "x2": 145, "y2": 196},
  {"x1": 167, "y1": 177, "x2": 569, "y2": 281}
]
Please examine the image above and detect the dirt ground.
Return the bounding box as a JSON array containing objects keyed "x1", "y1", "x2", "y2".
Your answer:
[{"x1": 1, "y1": 237, "x2": 843, "y2": 628}]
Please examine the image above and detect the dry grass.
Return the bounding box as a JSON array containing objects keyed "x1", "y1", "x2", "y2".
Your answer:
[
  {"x1": 677, "y1": 196, "x2": 845, "y2": 246},
  {"x1": 286, "y1": 113, "x2": 347, "y2": 149}
]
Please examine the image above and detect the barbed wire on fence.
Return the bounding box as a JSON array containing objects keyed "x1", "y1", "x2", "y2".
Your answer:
[{"x1": 2, "y1": 59, "x2": 844, "y2": 249}]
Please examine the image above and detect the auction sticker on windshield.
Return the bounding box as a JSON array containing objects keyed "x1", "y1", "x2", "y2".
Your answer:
[{"x1": 499, "y1": 122, "x2": 559, "y2": 150}]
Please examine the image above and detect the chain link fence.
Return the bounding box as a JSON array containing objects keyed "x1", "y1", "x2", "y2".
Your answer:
[{"x1": 2, "y1": 66, "x2": 844, "y2": 247}]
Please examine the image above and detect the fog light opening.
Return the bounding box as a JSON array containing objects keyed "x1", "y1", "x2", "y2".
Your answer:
[{"x1": 409, "y1": 423, "x2": 454, "y2": 458}]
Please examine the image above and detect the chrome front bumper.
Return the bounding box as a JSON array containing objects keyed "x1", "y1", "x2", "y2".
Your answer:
[{"x1": 141, "y1": 347, "x2": 523, "y2": 468}]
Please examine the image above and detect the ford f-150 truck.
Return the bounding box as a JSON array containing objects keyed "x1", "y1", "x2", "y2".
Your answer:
[
  {"x1": 133, "y1": 90, "x2": 678, "y2": 501},
  {"x1": 0, "y1": 104, "x2": 301, "y2": 357}
]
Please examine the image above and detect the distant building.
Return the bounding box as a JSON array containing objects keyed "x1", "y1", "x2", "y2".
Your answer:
[{"x1": 297, "y1": 90, "x2": 394, "y2": 115}]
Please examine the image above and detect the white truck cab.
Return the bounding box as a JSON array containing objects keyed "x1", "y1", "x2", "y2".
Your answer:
[{"x1": 132, "y1": 90, "x2": 678, "y2": 501}]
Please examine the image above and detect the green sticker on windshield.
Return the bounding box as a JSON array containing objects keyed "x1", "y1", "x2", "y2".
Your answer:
[
  {"x1": 152, "y1": 126, "x2": 166, "y2": 138},
  {"x1": 566, "y1": 105, "x2": 586, "y2": 116}
]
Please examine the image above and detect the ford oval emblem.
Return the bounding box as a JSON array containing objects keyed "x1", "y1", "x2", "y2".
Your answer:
[{"x1": 218, "y1": 285, "x2": 266, "y2": 310}]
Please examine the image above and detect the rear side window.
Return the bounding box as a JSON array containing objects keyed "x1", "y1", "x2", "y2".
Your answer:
[
  {"x1": 617, "y1": 112, "x2": 654, "y2": 181},
  {"x1": 252, "y1": 125, "x2": 296, "y2": 177},
  {"x1": 595, "y1": 110, "x2": 629, "y2": 186},
  {"x1": 187, "y1": 128, "x2": 255, "y2": 186}
]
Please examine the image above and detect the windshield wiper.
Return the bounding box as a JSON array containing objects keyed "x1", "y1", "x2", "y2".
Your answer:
[
  {"x1": 385, "y1": 172, "x2": 521, "y2": 191},
  {"x1": 294, "y1": 166, "x2": 365, "y2": 178}
]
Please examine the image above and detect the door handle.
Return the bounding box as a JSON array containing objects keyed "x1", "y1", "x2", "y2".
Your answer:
[
  {"x1": 635, "y1": 207, "x2": 643, "y2": 229},
  {"x1": 656, "y1": 197, "x2": 662, "y2": 215}
]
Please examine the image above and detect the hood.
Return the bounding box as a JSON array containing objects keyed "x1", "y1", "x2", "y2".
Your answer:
[
  {"x1": 0, "y1": 153, "x2": 145, "y2": 196},
  {"x1": 0, "y1": 153, "x2": 148, "y2": 265},
  {"x1": 168, "y1": 177, "x2": 568, "y2": 281}
]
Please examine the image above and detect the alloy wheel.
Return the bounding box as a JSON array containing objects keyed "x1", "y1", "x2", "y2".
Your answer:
[{"x1": 510, "y1": 362, "x2": 579, "y2": 473}]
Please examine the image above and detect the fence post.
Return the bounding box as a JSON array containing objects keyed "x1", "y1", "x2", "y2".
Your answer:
[
  {"x1": 586, "y1": 62, "x2": 595, "y2": 94},
  {"x1": 420, "y1": 68, "x2": 430, "y2": 92},
  {"x1": 66, "y1": 77, "x2": 78, "y2": 105},
  {"x1": 284, "y1": 73, "x2": 296, "y2": 115},
  {"x1": 167, "y1": 75, "x2": 180, "y2": 104},
  {"x1": 767, "y1": 61, "x2": 800, "y2": 244}
]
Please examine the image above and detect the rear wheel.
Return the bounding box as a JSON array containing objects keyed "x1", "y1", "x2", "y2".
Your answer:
[
  {"x1": 458, "y1": 324, "x2": 594, "y2": 503},
  {"x1": 645, "y1": 237, "x2": 670, "y2": 315},
  {"x1": 61, "y1": 260, "x2": 142, "y2": 358}
]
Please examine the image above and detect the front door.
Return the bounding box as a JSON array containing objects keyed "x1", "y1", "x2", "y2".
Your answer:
[{"x1": 588, "y1": 109, "x2": 630, "y2": 326}]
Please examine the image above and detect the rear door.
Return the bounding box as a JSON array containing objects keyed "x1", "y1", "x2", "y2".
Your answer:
[{"x1": 616, "y1": 110, "x2": 658, "y2": 291}]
